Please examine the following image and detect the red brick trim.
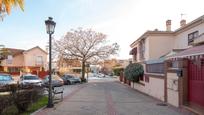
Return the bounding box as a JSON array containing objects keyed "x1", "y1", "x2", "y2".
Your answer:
[{"x1": 105, "y1": 87, "x2": 117, "y2": 115}]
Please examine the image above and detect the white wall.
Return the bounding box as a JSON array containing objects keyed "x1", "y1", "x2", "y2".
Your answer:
[
  {"x1": 131, "y1": 76, "x2": 165, "y2": 101},
  {"x1": 174, "y1": 23, "x2": 204, "y2": 49},
  {"x1": 146, "y1": 77, "x2": 165, "y2": 101},
  {"x1": 149, "y1": 35, "x2": 174, "y2": 60},
  {"x1": 1, "y1": 54, "x2": 24, "y2": 67},
  {"x1": 24, "y1": 48, "x2": 47, "y2": 67},
  {"x1": 167, "y1": 72, "x2": 179, "y2": 107}
]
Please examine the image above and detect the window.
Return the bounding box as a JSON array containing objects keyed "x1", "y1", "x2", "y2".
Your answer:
[
  {"x1": 8, "y1": 67, "x2": 20, "y2": 73},
  {"x1": 73, "y1": 69, "x2": 81, "y2": 73},
  {"x1": 36, "y1": 56, "x2": 43, "y2": 65},
  {"x1": 6, "y1": 55, "x2": 13, "y2": 64},
  {"x1": 188, "y1": 31, "x2": 199, "y2": 45},
  {"x1": 23, "y1": 75, "x2": 39, "y2": 80},
  {"x1": 133, "y1": 54, "x2": 137, "y2": 62},
  {"x1": 139, "y1": 39, "x2": 145, "y2": 60}
]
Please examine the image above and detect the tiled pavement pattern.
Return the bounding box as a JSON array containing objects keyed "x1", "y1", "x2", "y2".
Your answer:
[{"x1": 34, "y1": 79, "x2": 195, "y2": 115}]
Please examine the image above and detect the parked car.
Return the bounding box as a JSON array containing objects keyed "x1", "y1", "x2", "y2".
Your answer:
[
  {"x1": 97, "y1": 73, "x2": 105, "y2": 78},
  {"x1": 42, "y1": 75, "x2": 64, "y2": 88},
  {"x1": 61, "y1": 74, "x2": 81, "y2": 85},
  {"x1": 0, "y1": 74, "x2": 16, "y2": 91},
  {"x1": 19, "y1": 74, "x2": 42, "y2": 87}
]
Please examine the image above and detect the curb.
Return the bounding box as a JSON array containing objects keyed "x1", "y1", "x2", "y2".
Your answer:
[{"x1": 30, "y1": 105, "x2": 47, "y2": 115}]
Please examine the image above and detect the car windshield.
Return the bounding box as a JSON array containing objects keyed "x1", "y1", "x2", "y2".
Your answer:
[
  {"x1": 0, "y1": 75, "x2": 12, "y2": 81},
  {"x1": 23, "y1": 75, "x2": 39, "y2": 80},
  {"x1": 66, "y1": 75, "x2": 74, "y2": 78}
]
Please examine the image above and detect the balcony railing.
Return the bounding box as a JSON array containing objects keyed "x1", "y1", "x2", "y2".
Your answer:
[{"x1": 194, "y1": 33, "x2": 204, "y2": 45}]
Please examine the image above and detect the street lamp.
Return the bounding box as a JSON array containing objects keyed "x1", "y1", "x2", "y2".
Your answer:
[{"x1": 45, "y1": 17, "x2": 56, "y2": 108}]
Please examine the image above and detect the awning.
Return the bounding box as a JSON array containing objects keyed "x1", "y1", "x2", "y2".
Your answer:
[
  {"x1": 129, "y1": 47, "x2": 137, "y2": 55},
  {"x1": 167, "y1": 45, "x2": 204, "y2": 59}
]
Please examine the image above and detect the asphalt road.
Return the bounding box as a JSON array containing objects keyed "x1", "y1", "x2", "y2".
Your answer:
[{"x1": 35, "y1": 77, "x2": 194, "y2": 115}]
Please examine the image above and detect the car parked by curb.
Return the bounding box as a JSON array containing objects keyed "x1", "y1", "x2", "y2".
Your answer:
[
  {"x1": 0, "y1": 74, "x2": 16, "y2": 91},
  {"x1": 19, "y1": 74, "x2": 42, "y2": 87},
  {"x1": 42, "y1": 75, "x2": 64, "y2": 88},
  {"x1": 61, "y1": 74, "x2": 81, "y2": 85}
]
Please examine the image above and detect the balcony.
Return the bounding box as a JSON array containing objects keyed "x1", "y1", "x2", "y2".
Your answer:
[{"x1": 194, "y1": 33, "x2": 204, "y2": 45}]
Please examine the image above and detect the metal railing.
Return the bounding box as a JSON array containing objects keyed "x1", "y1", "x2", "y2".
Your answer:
[{"x1": 146, "y1": 62, "x2": 164, "y2": 74}]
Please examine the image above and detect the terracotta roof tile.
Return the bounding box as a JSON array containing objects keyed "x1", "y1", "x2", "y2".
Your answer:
[{"x1": 6, "y1": 48, "x2": 24, "y2": 56}]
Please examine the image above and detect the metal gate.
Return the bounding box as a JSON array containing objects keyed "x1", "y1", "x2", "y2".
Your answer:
[{"x1": 188, "y1": 59, "x2": 204, "y2": 107}]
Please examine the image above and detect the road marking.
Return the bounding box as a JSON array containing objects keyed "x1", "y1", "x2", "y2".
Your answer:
[{"x1": 105, "y1": 87, "x2": 117, "y2": 115}]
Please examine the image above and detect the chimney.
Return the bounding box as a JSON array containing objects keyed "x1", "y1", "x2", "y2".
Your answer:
[
  {"x1": 166, "y1": 20, "x2": 171, "y2": 31},
  {"x1": 180, "y1": 19, "x2": 186, "y2": 27}
]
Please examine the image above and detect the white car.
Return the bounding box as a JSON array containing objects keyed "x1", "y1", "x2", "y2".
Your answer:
[
  {"x1": 97, "y1": 73, "x2": 105, "y2": 78},
  {"x1": 20, "y1": 74, "x2": 42, "y2": 87}
]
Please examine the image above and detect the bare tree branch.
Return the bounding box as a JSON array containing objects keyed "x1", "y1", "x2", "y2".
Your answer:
[{"x1": 53, "y1": 28, "x2": 119, "y2": 79}]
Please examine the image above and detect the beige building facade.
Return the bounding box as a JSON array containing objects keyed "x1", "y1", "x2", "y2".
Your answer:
[
  {"x1": 0, "y1": 46, "x2": 47, "y2": 74},
  {"x1": 129, "y1": 15, "x2": 204, "y2": 113}
]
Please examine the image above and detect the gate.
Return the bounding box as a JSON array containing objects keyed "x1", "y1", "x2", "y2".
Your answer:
[{"x1": 188, "y1": 59, "x2": 204, "y2": 107}]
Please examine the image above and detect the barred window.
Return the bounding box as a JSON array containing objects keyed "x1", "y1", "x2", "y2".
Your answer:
[
  {"x1": 188, "y1": 31, "x2": 199, "y2": 45},
  {"x1": 146, "y1": 63, "x2": 164, "y2": 74}
]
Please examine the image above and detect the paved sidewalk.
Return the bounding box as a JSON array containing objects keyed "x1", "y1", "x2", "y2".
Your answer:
[{"x1": 34, "y1": 80, "x2": 195, "y2": 115}]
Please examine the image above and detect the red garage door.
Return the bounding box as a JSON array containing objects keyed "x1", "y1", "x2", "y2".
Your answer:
[{"x1": 188, "y1": 59, "x2": 204, "y2": 107}]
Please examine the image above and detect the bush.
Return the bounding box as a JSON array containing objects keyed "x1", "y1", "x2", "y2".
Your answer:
[
  {"x1": 113, "y1": 68, "x2": 124, "y2": 76},
  {"x1": 0, "y1": 85, "x2": 44, "y2": 114},
  {"x1": 0, "y1": 95, "x2": 13, "y2": 114},
  {"x1": 124, "y1": 63, "x2": 144, "y2": 82}
]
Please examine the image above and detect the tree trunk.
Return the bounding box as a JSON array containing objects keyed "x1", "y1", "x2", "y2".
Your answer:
[{"x1": 81, "y1": 61, "x2": 85, "y2": 80}]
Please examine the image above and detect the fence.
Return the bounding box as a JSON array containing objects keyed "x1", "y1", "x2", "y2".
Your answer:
[
  {"x1": 31, "y1": 71, "x2": 48, "y2": 79},
  {"x1": 146, "y1": 62, "x2": 165, "y2": 74},
  {"x1": 0, "y1": 71, "x2": 20, "y2": 76}
]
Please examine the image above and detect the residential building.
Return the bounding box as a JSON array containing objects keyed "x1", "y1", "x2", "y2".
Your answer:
[
  {"x1": 0, "y1": 46, "x2": 47, "y2": 75},
  {"x1": 99, "y1": 59, "x2": 129, "y2": 74},
  {"x1": 130, "y1": 25, "x2": 174, "y2": 63},
  {"x1": 129, "y1": 15, "x2": 204, "y2": 113},
  {"x1": 130, "y1": 16, "x2": 204, "y2": 63},
  {"x1": 117, "y1": 59, "x2": 130, "y2": 68},
  {"x1": 57, "y1": 58, "x2": 82, "y2": 74}
]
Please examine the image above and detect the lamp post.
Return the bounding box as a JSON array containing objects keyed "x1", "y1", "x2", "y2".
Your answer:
[{"x1": 45, "y1": 17, "x2": 56, "y2": 108}]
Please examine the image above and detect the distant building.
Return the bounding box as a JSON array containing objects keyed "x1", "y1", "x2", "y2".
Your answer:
[
  {"x1": 57, "y1": 58, "x2": 82, "y2": 74},
  {"x1": 0, "y1": 46, "x2": 47, "y2": 75},
  {"x1": 99, "y1": 58, "x2": 129, "y2": 74}
]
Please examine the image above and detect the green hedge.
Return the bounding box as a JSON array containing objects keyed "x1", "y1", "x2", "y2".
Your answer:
[
  {"x1": 0, "y1": 85, "x2": 44, "y2": 114},
  {"x1": 124, "y1": 63, "x2": 144, "y2": 82},
  {"x1": 113, "y1": 68, "x2": 124, "y2": 76}
]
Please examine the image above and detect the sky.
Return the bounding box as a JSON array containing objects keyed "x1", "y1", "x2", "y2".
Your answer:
[{"x1": 0, "y1": 0, "x2": 204, "y2": 59}]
